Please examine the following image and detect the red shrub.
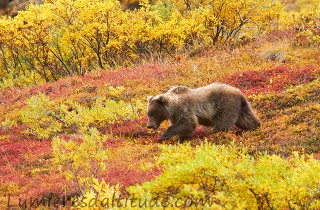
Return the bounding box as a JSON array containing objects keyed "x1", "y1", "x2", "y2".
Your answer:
[
  {"x1": 223, "y1": 66, "x2": 320, "y2": 95},
  {"x1": 102, "y1": 167, "x2": 161, "y2": 188},
  {"x1": 0, "y1": 134, "x2": 69, "y2": 198}
]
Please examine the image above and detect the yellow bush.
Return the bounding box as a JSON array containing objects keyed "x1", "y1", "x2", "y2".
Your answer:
[
  {"x1": 52, "y1": 128, "x2": 109, "y2": 193},
  {"x1": 127, "y1": 142, "x2": 320, "y2": 209},
  {"x1": 72, "y1": 178, "x2": 121, "y2": 209},
  {"x1": 294, "y1": 4, "x2": 320, "y2": 47},
  {"x1": 0, "y1": 0, "x2": 282, "y2": 87},
  {"x1": 20, "y1": 93, "x2": 63, "y2": 139},
  {"x1": 72, "y1": 142, "x2": 320, "y2": 209},
  {"x1": 19, "y1": 93, "x2": 143, "y2": 138},
  {"x1": 0, "y1": 0, "x2": 284, "y2": 87},
  {"x1": 169, "y1": 0, "x2": 284, "y2": 44}
]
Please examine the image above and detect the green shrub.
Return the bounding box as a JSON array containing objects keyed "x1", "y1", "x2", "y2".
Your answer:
[
  {"x1": 19, "y1": 93, "x2": 143, "y2": 138},
  {"x1": 52, "y1": 128, "x2": 109, "y2": 194},
  {"x1": 127, "y1": 142, "x2": 320, "y2": 209}
]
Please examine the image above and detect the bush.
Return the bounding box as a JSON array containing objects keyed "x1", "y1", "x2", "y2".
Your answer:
[
  {"x1": 0, "y1": 0, "x2": 283, "y2": 87},
  {"x1": 19, "y1": 93, "x2": 63, "y2": 139},
  {"x1": 19, "y1": 93, "x2": 143, "y2": 139},
  {"x1": 127, "y1": 142, "x2": 320, "y2": 209},
  {"x1": 72, "y1": 178, "x2": 121, "y2": 209},
  {"x1": 52, "y1": 128, "x2": 109, "y2": 194},
  {"x1": 294, "y1": 4, "x2": 320, "y2": 47},
  {"x1": 172, "y1": 0, "x2": 284, "y2": 44}
]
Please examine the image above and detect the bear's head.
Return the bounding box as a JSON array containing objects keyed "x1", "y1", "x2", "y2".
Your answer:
[{"x1": 146, "y1": 95, "x2": 169, "y2": 130}]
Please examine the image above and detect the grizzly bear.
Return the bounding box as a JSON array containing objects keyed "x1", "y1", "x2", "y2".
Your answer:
[{"x1": 147, "y1": 83, "x2": 260, "y2": 141}]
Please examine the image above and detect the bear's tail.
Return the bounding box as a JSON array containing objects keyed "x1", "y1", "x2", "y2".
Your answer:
[{"x1": 236, "y1": 96, "x2": 260, "y2": 130}]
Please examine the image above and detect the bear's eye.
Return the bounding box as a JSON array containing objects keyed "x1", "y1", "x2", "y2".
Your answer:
[{"x1": 148, "y1": 111, "x2": 156, "y2": 116}]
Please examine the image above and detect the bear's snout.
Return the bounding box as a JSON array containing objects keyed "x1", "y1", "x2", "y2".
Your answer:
[{"x1": 147, "y1": 123, "x2": 159, "y2": 130}]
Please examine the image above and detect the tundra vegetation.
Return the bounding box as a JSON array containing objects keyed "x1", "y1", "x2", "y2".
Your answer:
[{"x1": 0, "y1": 0, "x2": 320, "y2": 209}]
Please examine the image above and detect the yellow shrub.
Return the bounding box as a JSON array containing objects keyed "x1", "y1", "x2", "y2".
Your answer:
[
  {"x1": 0, "y1": 0, "x2": 285, "y2": 87},
  {"x1": 127, "y1": 142, "x2": 320, "y2": 209},
  {"x1": 19, "y1": 93, "x2": 63, "y2": 139},
  {"x1": 72, "y1": 178, "x2": 121, "y2": 209},
  {"x1": 169, "y1": 0, "x2": 284, "y2": 43},
  {"x1": 19, "y1": 93, "x2": 143, "y2": 138},
  {"x1": 52, "y1": 128, "x2": 109, "y2": 193},
  {"x1": 294, "y1": 4, "x2": 320, "y2": 46}
]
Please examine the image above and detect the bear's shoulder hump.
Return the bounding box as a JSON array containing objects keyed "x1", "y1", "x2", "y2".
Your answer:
[{"x1": 168, "y1": 86, "x2": 192, "y2": 94}]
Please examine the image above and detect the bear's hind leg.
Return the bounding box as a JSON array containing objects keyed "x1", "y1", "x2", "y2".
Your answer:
[{"x1": 211, "y1": 109, "x2": 240, "y2": 133}]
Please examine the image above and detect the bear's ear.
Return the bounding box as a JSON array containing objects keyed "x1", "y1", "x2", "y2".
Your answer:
[
  {"x1": 147, "y1": 96, "x2": 153, "y2": 103},
  {"x1": 154, "y1": 94, "x2": 166, "y2": 104}
]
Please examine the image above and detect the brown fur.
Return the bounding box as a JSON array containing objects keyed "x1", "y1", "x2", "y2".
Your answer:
[{"x1": 147, "y1": 83, "x2": 260, "y2": 142}]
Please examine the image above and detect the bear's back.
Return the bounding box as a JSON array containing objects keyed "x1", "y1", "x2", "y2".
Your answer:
[
  {"x1": 194, "y1": 83, "x2": 241, "y2": 96},
  {"x1": 166, "y1": 83, "x2": 243, "y2": 107}
]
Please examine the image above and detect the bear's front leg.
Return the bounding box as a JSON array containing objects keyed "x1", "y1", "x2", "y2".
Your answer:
[{"x1": 159, "y1": 122, "x2": 196, "y2": 142}]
